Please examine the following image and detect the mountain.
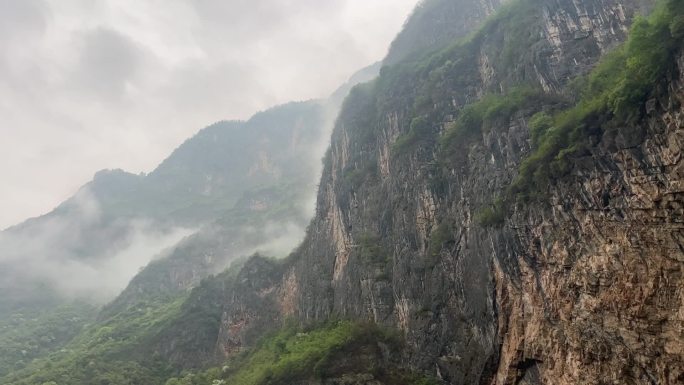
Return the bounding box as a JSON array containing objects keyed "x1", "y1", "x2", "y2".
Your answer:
[
  {"x1": 0, "y1": 101, "x2": 326, "y2": 314},
  {"x1": 163, "y1": 0, "x2": 684, "y2": 383},
  {"x1": 4, "y1": 0, "x2": 684, "y2": 384},
  {"x1": 206, "y1": 0, "x2": 683, "y2": 382},
  {"x1": 98, "y1": 63, "x2": 388, "y2": 321},
  {"x1": 0, "y1": 100, "x2": 326, "y2": 379},
  {"x1": 0, "y1": 63, "x2": 380, "y2": 381}
]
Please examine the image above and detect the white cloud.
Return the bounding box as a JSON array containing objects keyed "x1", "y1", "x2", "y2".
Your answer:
[
  {"x1": 0, "y1": 187, "x2": 195, "y2": 301},
  {"x1": 0, "y1": 0, "x2": 419, "y2": 229}
]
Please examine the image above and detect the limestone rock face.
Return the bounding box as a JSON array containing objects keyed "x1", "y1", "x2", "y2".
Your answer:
[
  {"x1": 494, "y1": 53, "x2": 684, "y2": 384},
  {"x1": 214, "y1": 256, "x2": 286, "y2": 358},
  {"x1": 212, "y1": 0, "x2": 683, "y2": 384}
]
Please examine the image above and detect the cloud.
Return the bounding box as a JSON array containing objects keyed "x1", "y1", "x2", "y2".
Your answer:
[
  {"x1": 246, "y1": 221, "x2": 309, "y2": 259},
  {"x1": 0, "y1": 0, "x2": 419, "y2": 230},
  {"x1": 70, "y1": 27, "x2": 150, "y2": 100},
  {"x1": 0, "y1": 0, "x2": 49, "y2": 48},
  {"x1": 0, "y1": 188, "x2": 195, "y2": 301}
]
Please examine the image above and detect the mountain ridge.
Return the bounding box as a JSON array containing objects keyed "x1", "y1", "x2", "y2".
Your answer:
[
  {"x1": 0, "y1": 62, "x2": 382, "y2": 381},
  {"x1": 3, "y1": 0, "x2": 684, "y2": 384}
]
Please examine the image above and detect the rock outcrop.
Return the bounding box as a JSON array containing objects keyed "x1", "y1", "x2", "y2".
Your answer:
[
  {"x1": 494, "y1": 51, "x2": 684, "y2": 385},
  {"x1": 209, "y1": 0, "x2": 684, "y2": 384}
]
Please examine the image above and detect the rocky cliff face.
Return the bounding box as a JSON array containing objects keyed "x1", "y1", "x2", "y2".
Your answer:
[
  {"x1": 384, "y1": 0, "x2": 504, "y2": 65},
  {"x1": 494, "y1": 51, "x2": 684, "y2": 385},
  {"x1": 212, "y1": 0, "x2": 683, "y2": 384}
]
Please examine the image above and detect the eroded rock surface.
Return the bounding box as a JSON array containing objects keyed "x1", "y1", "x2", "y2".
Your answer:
[{"x1": 210, "y1": 0, "x2": 683, "y2": 384}]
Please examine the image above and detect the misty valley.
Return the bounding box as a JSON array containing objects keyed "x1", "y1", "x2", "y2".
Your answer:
[{"x1": 1, "y1": 0, "x2": 684, "y2": 384}]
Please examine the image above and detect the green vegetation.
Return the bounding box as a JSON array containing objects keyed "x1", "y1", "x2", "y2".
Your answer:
[
  {"x1": 528, "y1": 111, "x2": 554, "y2": 148},
  {"x1": 0, "y1": 303, "x2": 97, "y2": 378},
  {"x1": 427, "y1": 222, "x2": 455, "y2": 261},
  {"x1": 343, "y1": 162, "x2": 378, "y2": 189},
  {"x1": 358, "y1": 233, "x2": 391, "y2": 264},
  {"x1": 474, "y1": 199, "x2": 506, "y2": 227},
  {"x1": 439, "y1": 87, "x2": 553, "y2": 159},
  {"x1": 382, "y1": 0, "x2": 551, "y2": 160},
  {"x1": 1, "y1": 98, "x2": 330, "y2": 375},
  {"x1": 385, "y1": 0, "x2": 542, "y2": 68},
  {"x1": 0, "y1": 257, "x2": 255, "y2": 385},
  {"x1": 1, "y1": 294, "x2": 189, "y2": 385},
  {"x1": 509, "y1": 0, "x2": 684, "y2": 201},
  {"x1": 340, "y1": 82, "x2": 380, "y2": 145},
  {"x1": 491, "y1": 0, "x2": 544, "y2": 69},
  {"x1": 384, "y1": 0, "x2": 468, "y2": 64},
  {"x1": 380, "y1": 0, "x2": 683, "y2": 229},
  {"x1": 392, "y1": 115, "x2": 434, "y2": 155},
  {"x1": 336, "y1": 82, "x2": 382, "y2": 205},
  {"x1": 224, "y1": 321, "x2": 362, "y2": 384},
  {"x1": 164, "y1": 321, "x2": 439, "y2": 385}
]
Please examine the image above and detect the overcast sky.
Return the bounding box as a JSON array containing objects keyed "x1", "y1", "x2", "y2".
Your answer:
[{"x1": 0, "y1": 0, "x2": 418, "y2": 229}]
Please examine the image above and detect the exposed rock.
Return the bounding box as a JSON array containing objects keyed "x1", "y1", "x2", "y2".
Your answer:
[
  {"x1": 494, "y1": 51, "x2": 684, "y2": 385},
  {"x1": 210, "y1": 1, "x2": 683, "y2": 384}
]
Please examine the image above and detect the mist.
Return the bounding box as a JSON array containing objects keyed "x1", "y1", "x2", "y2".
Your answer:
[
  {"x1": 0, "y1": 0, "x2": 419, "y2": 230},
  {"x1": 0, "y1": 188, "x2": 195, "y2": 302},
  {"x1": 0, "y1": 87, "x2": 360, "y2": 305}
]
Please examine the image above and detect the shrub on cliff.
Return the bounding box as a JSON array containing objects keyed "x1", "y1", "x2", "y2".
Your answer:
[{"x1": 509, "y1": 0, "x2": 684, "y2": 201}]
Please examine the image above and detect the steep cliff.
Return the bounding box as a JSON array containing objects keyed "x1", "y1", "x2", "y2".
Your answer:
[
  {"x1": 384, "y1": 0, "x2": 504, "y2": 64},
  {"x1": 211, "y1": 0, "x2": 684, "y2": 384},
  {"x1": 4, "y1": 0, "x2": 683, "y2": 384}
]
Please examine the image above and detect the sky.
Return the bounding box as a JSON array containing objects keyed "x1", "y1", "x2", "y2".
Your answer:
[{"x1": 0, "y1": 0, "x2": 419, "y2": 229}]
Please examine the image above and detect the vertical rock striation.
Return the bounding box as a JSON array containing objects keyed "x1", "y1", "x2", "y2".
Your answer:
[
  {"x1": 212, "y1": 0, "x2": 683, "y2": 384},
  {"x1": 494, "y1": 51, "x2": 684, "y2": 385}
]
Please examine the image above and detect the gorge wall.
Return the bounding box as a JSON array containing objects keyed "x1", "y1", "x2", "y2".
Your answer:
[{"x1": 207, "y1": 0, "x2": 684, "y2": 384}]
